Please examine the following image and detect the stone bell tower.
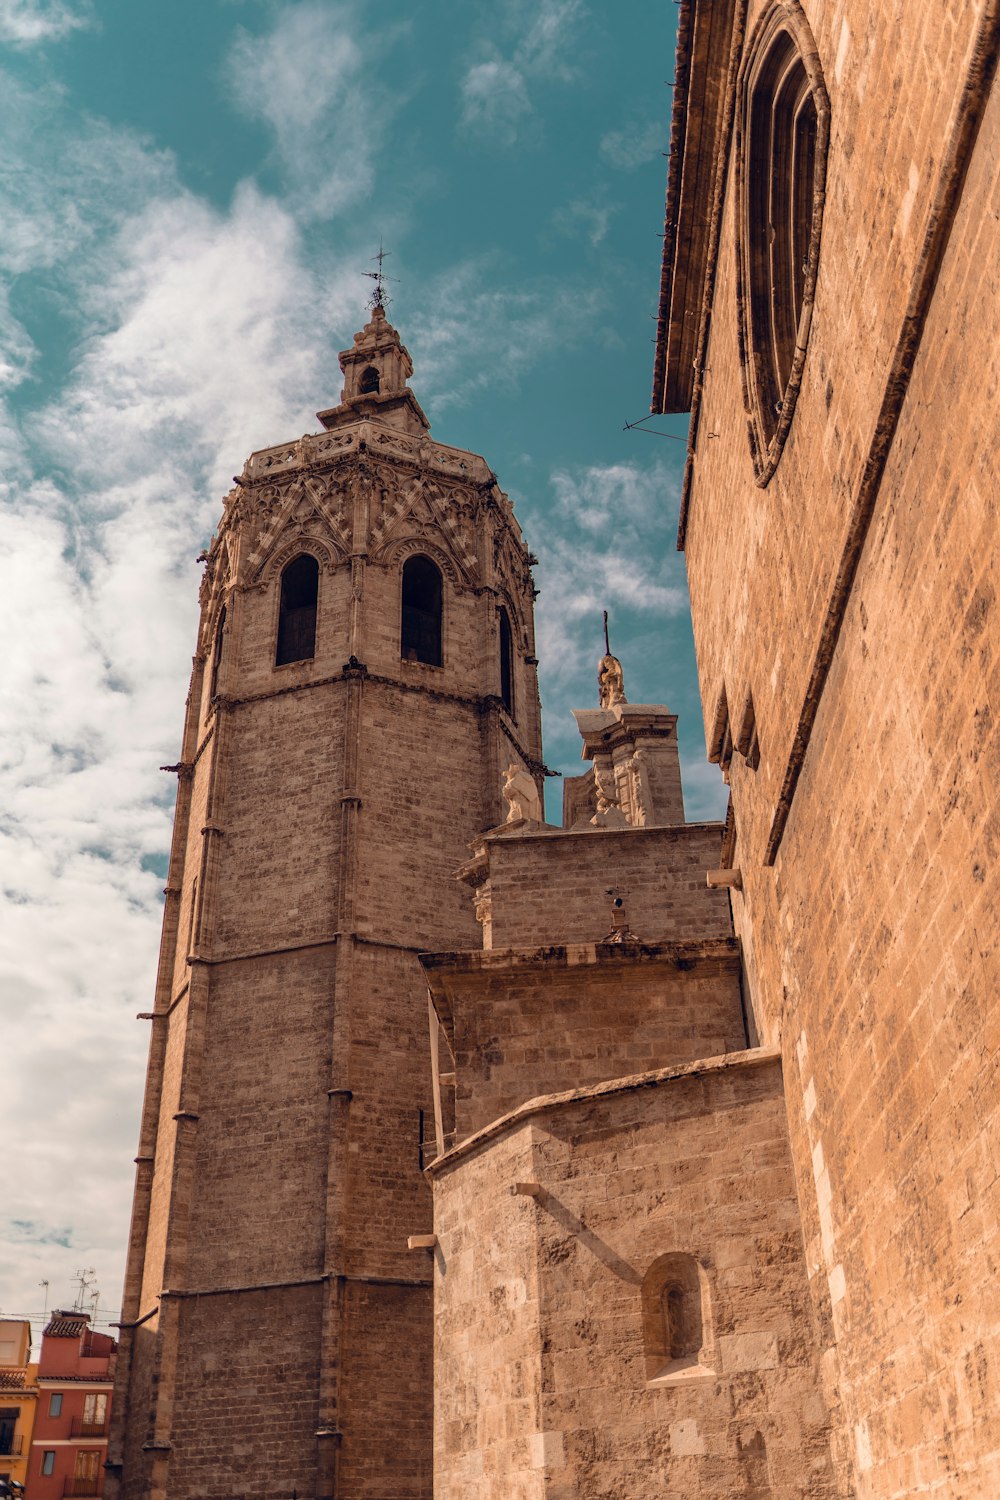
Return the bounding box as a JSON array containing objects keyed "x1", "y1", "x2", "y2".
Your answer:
[{"x1": 106, "y1": 298, "x2": 543, "y2": 1500}]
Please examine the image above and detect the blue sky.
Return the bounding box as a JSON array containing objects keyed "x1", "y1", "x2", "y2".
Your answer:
[{"x1": 0, "y1": 0, "x2": 722, "y2": 1342}]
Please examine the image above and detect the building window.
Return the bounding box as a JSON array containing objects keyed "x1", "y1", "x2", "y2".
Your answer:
[
  {"x1": 275, "y1": 553, "x2": 319, "y2": 667},
  {"x1": 359, "y1": 365, "x2": 380, "y2": 394},
  {"x1": 735, "y1": 1, "x2": 829, "y2": 483},
  {"x1": 42, "y1": 1452, "x2": 56, "y2": 1477},
  {"x1": 0, "y1": 1410, "x2": 16, "y2": 1456},
  {"x1": 400, "y1": 556, "x2": 443, "y2": 666},
  {"x1": 210, "y1": 604, "x2": 226, "y2": 699},
  {"x1": 498, "y1": 606, "x2": 514, "y2": 716},
  {"x1": 48, "y1": 1393, "x2": 62, "y2": 1418},
  {"x1": 81, "y1": 1393, "x2": 107, "y2": 1433},
  {"x1": 641, "y1": 1252, "x2": 713, "y2": 1383}
]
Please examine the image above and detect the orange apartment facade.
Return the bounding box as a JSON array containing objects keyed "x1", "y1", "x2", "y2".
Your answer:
[
  {"x1": 28, "y1": 1316, "x2": 115, "y2": 1500},
  {"x1": 0, "y1": 1319, "x2": 38, "y2": 1494}
]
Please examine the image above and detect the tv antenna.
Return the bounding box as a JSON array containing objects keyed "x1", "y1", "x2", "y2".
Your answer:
[
  {"x1": 362, "y1": 240, "x2": 399, "y2": 310},
  {"x1": 72, "y1": 1268, "x2": 99, "y2": 1317}
]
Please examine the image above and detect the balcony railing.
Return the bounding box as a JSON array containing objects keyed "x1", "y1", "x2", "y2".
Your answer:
[
  {"x1": 0, "y1": 1434, "x2": 23, "y2": 1456},
  {"x1": 69, "y1": 1419, "x2": 109, "y2": 1439},
  {"x1": 63, "y1": 1479, "x2": 103, "y2": 1498}
]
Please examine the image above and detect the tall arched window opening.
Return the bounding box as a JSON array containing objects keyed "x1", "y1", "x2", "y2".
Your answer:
[
  {"x1": 736, "y1": 4, "x2": 829, "y2": 481},
  {"x1": 498, "y1": 606, "x2": 514, "y2": 716},
  {"x1": 401, "y1": 556, "x2": 443, "y2": 666},
  {"x1": 275, "y1": 553, "x2": 319, "y2": 666},
  {"x1": 359, "y1": 365, "x2": 380, "y2": 394},
  {"x1": 210, "y1": 604, "x2": 227, "y2": 699}
]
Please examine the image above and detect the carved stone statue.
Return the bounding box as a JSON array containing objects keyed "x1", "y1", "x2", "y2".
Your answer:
[
  {"x1": 598, "y1": 653, "x2": 628, "y2": 710},
  {"x1": 590, "y1": 761, "x2": 628, "y2": 827},
  {"x1": 502, "y1": 763, "x2": 541, "y2": 824}
]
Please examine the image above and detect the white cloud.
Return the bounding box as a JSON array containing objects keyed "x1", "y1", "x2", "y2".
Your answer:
[
  {"x1": 406, "y1": 256, "x2": 606, "y2": 411},
  {"x1": 523, "y1": 457, "x2": 687, "y2": 698},
  {"x1": 459, "y1": 0, "x2": 585, "y2": 146},
  {"x1": 599, "y1": 117, "x2": 665, "y2": 172},
  {"x1": 227, "y1": 1, "x2": 396, "y2": 221},
  {"x1": 0, "y1": 0, "x2": 89, "y2": 45},
  {"x1": 552, "y1": 193, "x2": 618, "y2": 246}
]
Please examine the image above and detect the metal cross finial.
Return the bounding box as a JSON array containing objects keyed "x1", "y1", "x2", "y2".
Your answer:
[{"x1": 362, "y1": 239, "x2": 399, "y2": 311}]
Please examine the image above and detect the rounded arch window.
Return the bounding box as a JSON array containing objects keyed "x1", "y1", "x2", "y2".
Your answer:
[
  {"x1": 401, "y1": 555, "x2": 443, "y2": 666},
  {"x1": 640, "y1": 1252, "x2": 713, "y2": 1383},
  {"x1": 498, "y1": 605, "x2": 514, "y2": 716},
  {"x1": 735, "y1": 1, "x2": 830, "y2": 484},
  {"x1": 359, "y1": 365, "x2": 380, "y2": 394},
  {"x1": 275, "y1": 553, "x2": 319, "y2": 666}
]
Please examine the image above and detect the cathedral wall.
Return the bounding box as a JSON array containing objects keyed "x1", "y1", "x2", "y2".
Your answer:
[
  {"x1": 432, "y1": 1055, "x2": 838, "y2": 1499},
  {"x1": 167, "y1": 1283, "x2": 323, "y2": 1500},
  {"x1": 426, "y1": 943, "x2": 746, "y2": 1140},
  {"x1": 479, "y1": 824, "x2": 732, "y2": 949},
  {"x1": 432, "y1": 1126, "x2": 545, "y2": 1500},
  {"x1": 357, "y1": 683, "x2": 493, "y2": 949},
  {"x1": 138, "y1": 993, "x2": 188, "y2": 1313},
  {"x1": 170, "y1": 756, "x2": 211, "y2": 998},
  {"x1": 677, "y1": 3, "x2": 1000, "y2": 1493},
  {"x1": 210, "y1": 686, "x2": 344, "y2": 955},
  {"x1": 183, "y1": 947, "x2": 335, "y2": 1286},
  {"x1": 336, "y1": 1279, "x2": 434, "y2": 1499}
]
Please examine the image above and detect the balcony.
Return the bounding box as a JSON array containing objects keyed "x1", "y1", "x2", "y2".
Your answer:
[
  {"x1": 0, "y1": 1434, "x2": 23, "y2": 1456},
  {"x1": 69, "y1": 1419, "x2": 109, "y2": 1439},
  {"x1": 62, "y1": 1480, "x2": 103, "y2": 1498}
]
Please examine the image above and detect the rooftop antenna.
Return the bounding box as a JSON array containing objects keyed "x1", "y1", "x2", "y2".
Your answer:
[
  {"x1": 362, "y1": 240, "x2": 399, "y2": 311},
  {"x1": 72, "y1": 1268, "x2": 97, "y2": 1315},
  {"x1": 38, "y1": 1280, "x2": 49, "y2": 1318}
]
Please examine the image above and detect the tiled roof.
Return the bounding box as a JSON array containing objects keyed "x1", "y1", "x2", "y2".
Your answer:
[
  {"x1": 43, "y1": 1316, "x2": 89, "y2": 1338},
  {"x1": 0, "y1": 1368, "x2": 29, "y2": 1389}
]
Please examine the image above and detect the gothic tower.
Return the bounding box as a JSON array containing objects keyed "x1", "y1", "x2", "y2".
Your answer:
[{"x1": 106, "y1": 299, "x2": 543, "y2": 1500}]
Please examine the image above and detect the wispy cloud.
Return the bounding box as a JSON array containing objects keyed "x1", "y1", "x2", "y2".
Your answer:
[
  {"x1": 0, "y1": 0, "x2": 90, "y2": 45},
  {"x1": 460, "y1": 0, "x2": 585, "y2": 146},
  {"x1": 227, "y1": 1, "x2": 397, "y2": 221},
  {"x1": 599, "y1": 116, "x2": 664, "y2": 172},
  {"x1": 552, "y1": 193, "x2": 618, "y2": 247},
  {"x1": 407, "y1": 256, "x2": 605, "y2": 410}
]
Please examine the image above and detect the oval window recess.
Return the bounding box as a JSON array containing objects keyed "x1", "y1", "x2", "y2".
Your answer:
[{"x1": 734, "y1": 0, "x2": 830, "y2": 486}]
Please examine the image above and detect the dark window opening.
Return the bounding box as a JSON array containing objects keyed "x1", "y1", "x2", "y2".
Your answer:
[
  {"x1": 210, "y1": 604, "x2": 226, "y2": 699},
  {"x1": 499, "y1": 606, "x2": 514, "y2": 716},
  {"x1": 663, "y1": 1281, "x2": 702, "y2": 1361},
  {"x1": 401, "y1": 556, "x2": 443, "y2": 666},
  {"x1": 359, "y1": 365, "x2": 380, "y2": 394},
  {"x1": 275, "y1": 554, "x2": 319, "y2": 666},
  {"x1": 744, "y1": 27, "x2": 820, "y2": 444}
]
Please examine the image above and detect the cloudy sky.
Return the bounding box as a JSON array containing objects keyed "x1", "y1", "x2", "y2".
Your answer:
[{"x1": 0, "y1": 0, "x2": 720, "y2": 1345}]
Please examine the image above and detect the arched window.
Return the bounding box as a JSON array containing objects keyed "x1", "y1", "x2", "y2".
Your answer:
[
  {"x1": 498, "y1": 606, "x2": 514, "y2": 716},
  {"x1": 275, "y1": 553, "x2": 319, "y2": 666},
  {"x1": 641, "y1": 1252, "x2": 713, "y2": 1383},
  {"x1": 210, "y1": 604, "x2": 226, "y2": 699},
  {"x1": 359, "y1": 365, "x2": 380, "y2": 394},
  {"x1": 401, "y1": 556, "x2": 443, "y2": 666},
  {"x1": 736, "y1": 4, "x2": 829, "y2": 481}
]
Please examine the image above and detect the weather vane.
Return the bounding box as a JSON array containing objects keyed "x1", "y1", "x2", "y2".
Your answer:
[{"x1": 362, "y1": 240, "x2": 399, "y2": 311}]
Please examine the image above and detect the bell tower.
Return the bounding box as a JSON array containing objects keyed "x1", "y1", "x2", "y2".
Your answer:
[{"x1": 106, "y1": 298, "x2": 544, "y2": 1500}]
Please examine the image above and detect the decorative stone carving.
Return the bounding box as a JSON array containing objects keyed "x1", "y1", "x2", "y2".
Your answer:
[
  {"x1": 598, "y1": 654, "x2": 628, "y2": 710},
  {"x1": 590, "y1": 762, "x2": 628, "y2": 828},
  {"x1": 502, "y1": 764, "x2": 541, "y2": 824}
]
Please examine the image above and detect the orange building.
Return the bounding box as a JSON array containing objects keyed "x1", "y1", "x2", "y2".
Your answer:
[
  {"x1": 27, "y1": 1316, "x2": 115, "y2": 1500},
  {"x1": 0, "y1": 1319, "x2": 38, "y2": 1494}
]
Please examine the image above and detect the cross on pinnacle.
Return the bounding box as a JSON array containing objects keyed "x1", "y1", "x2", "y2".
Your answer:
[{"x1": 362, "y1": 240, "x2": 399, "y2": 311}]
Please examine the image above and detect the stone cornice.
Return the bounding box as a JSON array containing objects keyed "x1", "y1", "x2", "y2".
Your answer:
[{"x1": 425, "y1": 1046, "x2": 782, "y2": 1179}]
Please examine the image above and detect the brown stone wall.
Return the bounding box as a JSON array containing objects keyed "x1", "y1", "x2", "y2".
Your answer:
[
  {"x1": 479, "y1": 824, "x2": 732, "y2": 949},
  {"x1": 431, "y1": 1055, "x2": 840, "y2": 1499},
  {"x1": 678, "y1": 1, "x2": 1000, "y2": 1492},
  {"x1": 425, "y1": 943, "x2": 747, "y2": 1139}
]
